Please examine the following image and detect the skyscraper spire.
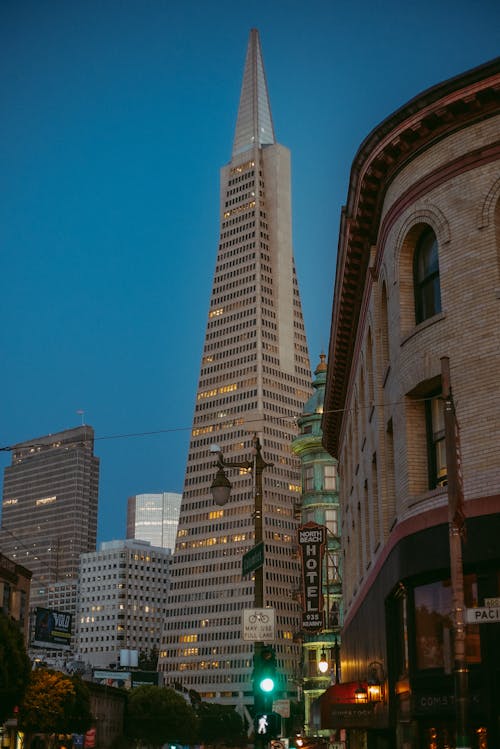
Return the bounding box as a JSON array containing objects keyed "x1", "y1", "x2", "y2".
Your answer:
[{"x1": 232, "y1": 28, "x2": 275, "y2": 157}]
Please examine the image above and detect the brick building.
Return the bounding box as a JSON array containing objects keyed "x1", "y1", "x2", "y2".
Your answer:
[
  {"x1": 0, "y1": 551, "x2": 31, "y2": 643},
  {"x1": 322, "y1": 58, "x2": 500, "y2": 748}
]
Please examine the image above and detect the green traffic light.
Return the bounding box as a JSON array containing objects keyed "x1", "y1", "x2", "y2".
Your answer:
[{"x1": 259, "y1": 676, "x2": 275, "y2": 692}]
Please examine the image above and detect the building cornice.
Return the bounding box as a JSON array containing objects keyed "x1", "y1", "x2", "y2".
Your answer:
[{"x1": 322, "y1": 58, "x2": 500, "y2": 456}]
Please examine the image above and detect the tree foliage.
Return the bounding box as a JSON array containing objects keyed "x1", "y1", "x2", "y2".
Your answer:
[
  {"x1": 138, "y1": 647, "x2": 158, "y2": 671},
  {"x1": 0, "y1": 612, "x2": 32, "y2": 723},
  {"x1": 125, "y1": 685, "x2": 198, "y2": 747},
  {"x1": 18, "y1": 669, "x2": 92, "y2": 738},
  {"x1": 196, "y1": 702, "x2": 247, "y2": 747}
]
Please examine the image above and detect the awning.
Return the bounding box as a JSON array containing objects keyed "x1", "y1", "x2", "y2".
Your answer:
[{"x1": 318, "y1": 682, "x2": 377, "y2": 729}]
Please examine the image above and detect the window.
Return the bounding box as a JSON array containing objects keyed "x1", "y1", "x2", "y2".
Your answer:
[
  {"x1": 303, "y1": 465, "x2": 314, "y2": 491},
  {"x1": 425, "y1": 392, "x2": 447, "y2": 488},
  {"x1": 413, "y1": 229, "x2": 441, "y2": 323},
  {"x1": 325, "y1": 508, "x2": 338, "y2": 536},
  {"x1": 323, "y1": 464, "x2": 337, "y2": 491},
  {"x1": 414, "y1": 576, "x2": 480, "y2": 670}
]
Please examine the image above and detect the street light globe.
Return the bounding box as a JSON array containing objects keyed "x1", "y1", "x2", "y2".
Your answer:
[
  {"x1": 210, "y1": 466, "x2": 232, "y2": 506},
  {"x1": 318, "y1": 651, "x2": 329, "y2": 674}
]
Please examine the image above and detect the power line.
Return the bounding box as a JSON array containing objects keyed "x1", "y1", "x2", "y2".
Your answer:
[{"x1": 0, "y1": 396, "x2": 435, "y2": 454}]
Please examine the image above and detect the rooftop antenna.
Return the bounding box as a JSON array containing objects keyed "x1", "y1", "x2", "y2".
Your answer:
[{"x1": 76, "y1": 409, "x2": 85, "y2": 426}]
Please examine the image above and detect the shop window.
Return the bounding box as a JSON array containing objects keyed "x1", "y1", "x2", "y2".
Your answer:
[
  {"x1": 414, "y1": 575, "x2": 481, "y2": 670},
  {"x1": 413, "y1": 228, "x2": 442, "y2": 323}
]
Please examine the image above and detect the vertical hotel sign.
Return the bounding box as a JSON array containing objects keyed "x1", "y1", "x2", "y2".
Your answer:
[{"x1": 298, "y1": 522, "x2": 326, "y2": 633}]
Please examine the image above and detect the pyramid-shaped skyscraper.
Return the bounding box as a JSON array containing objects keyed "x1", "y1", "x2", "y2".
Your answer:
[{"x1": 158, "y1": 29, "x2": 312, "y2": 707}]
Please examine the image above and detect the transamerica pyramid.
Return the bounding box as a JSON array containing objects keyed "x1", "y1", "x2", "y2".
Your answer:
[{"x1": 158, "y1": 29, "x2": 312, "y2": 709}]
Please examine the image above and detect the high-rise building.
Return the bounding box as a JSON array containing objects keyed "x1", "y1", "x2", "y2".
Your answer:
[
  {"x1": 0, "y1": 425, "x2": 99, "y2": 616},
  {"x1": 76, "y1": 539, "x2": 171, "y2": 668},
  {"x1": 126, "y1": 492, "x2": 182, "y2": 551},
  {"x1": 158, "y1": 29, "x2": 312, "y2": 708}
]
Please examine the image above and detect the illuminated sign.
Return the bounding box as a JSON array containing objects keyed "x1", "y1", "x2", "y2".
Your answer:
[{"x1": 298, "y1": 522, "x2": 326, "y2": 633}]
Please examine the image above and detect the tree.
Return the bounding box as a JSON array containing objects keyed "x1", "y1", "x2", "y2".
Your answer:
[
  {"x1": 18, "y1": 669, "x2": 92, "y2": 747},
  {"x1": 137, "y1": 646, "x2": 158, "y2": 671},
  {"x1": 0, "y1": 611, "x2": 32, "y2": 723},
  {"x1": 125, "y1": 685, "x2": 197, "y2": 747},
  {"x1": 196, "y1": 702, "x2": 247, "y2": 748}
]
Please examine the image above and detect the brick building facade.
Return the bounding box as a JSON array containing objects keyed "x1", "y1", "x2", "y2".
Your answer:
[{"x1": 322, "y1": 58, "x2": 500, "y2": 748}]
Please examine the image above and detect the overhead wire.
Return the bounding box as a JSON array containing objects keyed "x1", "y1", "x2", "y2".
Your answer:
[{"x1": 0, "y1": 395, "x2": 437, "y2": 453}]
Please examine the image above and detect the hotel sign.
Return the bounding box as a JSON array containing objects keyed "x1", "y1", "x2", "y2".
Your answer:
[{"x1": 298, "y1": 522, "x2": 326, "y2": 633}]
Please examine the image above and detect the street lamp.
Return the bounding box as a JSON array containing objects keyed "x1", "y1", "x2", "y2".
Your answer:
[
  {"x1": 318, "y1": 650, "x2": 329, "y2": 674},
  {"x1": 210, "y1": 433, "x2": 272, "y2": 610},
  {"x1": 316, "y1": 638, "x2": 341, "y2": 681},
  {"x1": 366, "y1": 661, "x2": 385, "y2": 703}
]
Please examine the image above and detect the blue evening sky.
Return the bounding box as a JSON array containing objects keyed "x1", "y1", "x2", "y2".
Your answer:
[{"x1": 1, "y1": 0, "x2": 498, "y2": 543}]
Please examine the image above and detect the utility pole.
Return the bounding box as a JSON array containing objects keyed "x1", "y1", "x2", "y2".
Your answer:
[{"x1": 441, "y1": 356, "x2": 470, "y2": 749}]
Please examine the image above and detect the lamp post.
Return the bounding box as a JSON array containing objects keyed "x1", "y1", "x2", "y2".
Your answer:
[
  {"x1": 210, "y1": 434, "x2": 272, "y2": 609},
  {"x1": 441, "y1": 357, "x2": 470, "y2": 749},
  {"x1": 210, "y1": 435, "x2": 274, "y2": 746}
]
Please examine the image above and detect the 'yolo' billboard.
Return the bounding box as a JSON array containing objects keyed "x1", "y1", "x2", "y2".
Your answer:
[{"x1": 298, "y1": 522, "x2": 326, "y2": 633}]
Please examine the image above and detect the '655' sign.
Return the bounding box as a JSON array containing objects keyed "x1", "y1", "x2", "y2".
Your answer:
[{"x1": 298, "y1": 522, "x2": 326, "y2": 633}]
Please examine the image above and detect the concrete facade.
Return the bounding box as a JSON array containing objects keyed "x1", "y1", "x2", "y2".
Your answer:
[{"x1": 76, "y1": 539, "x2": 170, "y2": 668}]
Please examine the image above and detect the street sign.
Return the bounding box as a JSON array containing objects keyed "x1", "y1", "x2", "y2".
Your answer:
[
  {"x1": 485, "y1": 597, "x2": 500, "y2": 607},
  {"x1": 466, "y1": 606, "x2": 500, "y2": 623},
  {"x1": 242, "y1": 607, "x2": 276, "y2": 641},
  {"x1": 273, "y1": 699, "x2": 290, "y2": 718},
  {"x1": 242, "y1": 542, "x2": 264, "y2": 576}
]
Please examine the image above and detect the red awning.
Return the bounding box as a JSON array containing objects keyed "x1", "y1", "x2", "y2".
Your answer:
[
  {"x1": 322, "y1": 681, "x2": 367, "y2": 703},
  {"x1": 318, "y1": 681, "x2": 376, "y2": 729}
]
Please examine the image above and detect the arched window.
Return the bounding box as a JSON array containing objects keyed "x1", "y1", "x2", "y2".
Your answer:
[{"x1": 413, "y1": 228, "x2": 441, "y2": 323}]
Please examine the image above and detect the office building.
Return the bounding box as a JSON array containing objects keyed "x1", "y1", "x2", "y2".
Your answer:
[
  {"x1": 126, "y1": 492, "x2": 182, "y2": 551},
  {"x1": 321, "y1": 58, "x2": 500, "y2": 748},
  {"x1": 76, "y1": 539, "x2": 171, "y2": 668},
  {"x1": 158, "y1": 29, "x2": 312, "y2": 707},
  {"x1": 0, "y1": 425, "x2": 99, "y2": 615}
]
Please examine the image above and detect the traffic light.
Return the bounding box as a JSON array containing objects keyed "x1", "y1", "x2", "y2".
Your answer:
[
  {"x1": 254, "y1": 645, "x2": 277, "y2": 697},
  {"x1": 254, "y1": 711, "x2": 281, "y2": 740}
]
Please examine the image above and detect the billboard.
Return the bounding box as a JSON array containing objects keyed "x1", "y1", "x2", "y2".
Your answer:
[
  {"x1": 297, "y1": 522, "x2": 326, "y2": 633},
  {"x1": 33, "y1": 607, "x2": 72, "y2": 650}
]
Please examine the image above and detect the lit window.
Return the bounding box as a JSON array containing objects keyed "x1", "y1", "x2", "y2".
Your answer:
[
  {"x1": 35, "y1": 496, "x2": 57, "y2": 506},
  {"x1": 425, "y1": 392, "x2": 447, "y2": 489}
]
